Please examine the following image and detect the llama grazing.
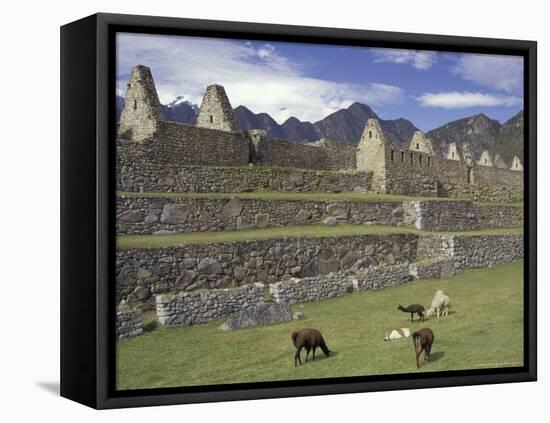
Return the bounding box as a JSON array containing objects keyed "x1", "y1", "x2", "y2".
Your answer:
[
  {"x1": 426, "y1": 290, "x2": 451, "y2": 318},
  {"x1": 384, "y1": 328, "x2": 411, "y2": 342},
  {"x1": 412, "y1": 328, "x2": 434, "y2": 368},
  {"x1": 291, "y1": 328, "x2": 331, "y2": 367},
  {"x1": 397, "y1": 304, "x2": 425, "y2": 323}
]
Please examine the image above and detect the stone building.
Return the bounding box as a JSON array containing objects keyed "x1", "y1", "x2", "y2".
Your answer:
[
  {"x1": 118, "y1": 65, "x2": 164, "y2": 142},
  {"x1": 446, "y1": 142, "x2": 461, "y2": 161},
  {"x1": 356, "y1": 119, "x2": 389, "y2": 193},
  {"x1": 511, "y1": 155, "x2": 524, "y2": 171},
  {"x1": 477, "y1": 150, "x2": 494, "y2": 167},
  {"x1": 195, "y1": 84, "x2": 239, "y2": 132},
  {"x1": 116, "y1": 64, "x2": 524, "y2": 202}
]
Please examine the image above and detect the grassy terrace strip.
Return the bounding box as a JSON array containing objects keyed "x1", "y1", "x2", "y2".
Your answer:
[
  {"x1": 116, "y1": 223, "x2": 523, "y2": 249},
  {"x1": 117, "y1": 191, "x2": 523, "y2": 207},
  {"x1": 116, "y1": 261, "x2": 524, "y2": 389}
]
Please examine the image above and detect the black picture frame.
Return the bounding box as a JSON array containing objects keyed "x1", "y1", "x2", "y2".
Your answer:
[{"x1": 60, "y1": 12, "x2": 537, "y2": 409}]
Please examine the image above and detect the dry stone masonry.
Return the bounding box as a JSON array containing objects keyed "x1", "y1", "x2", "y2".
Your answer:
[
  {"x1": 115, "y1": 64, "x2": 525, "y2": 334},
  {"x1": 117, "y1": 65, "x2": 524, "y2": 203}
]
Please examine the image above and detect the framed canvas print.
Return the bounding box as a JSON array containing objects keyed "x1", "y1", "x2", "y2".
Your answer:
[{"x1": 60, "y1": 13, "x2": 537, "y2": 409}]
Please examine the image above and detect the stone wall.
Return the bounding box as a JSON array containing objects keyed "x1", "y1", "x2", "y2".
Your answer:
[
  {"x1": 354, "y1": 264, "x2": 410, "y2": 291},
  {"x1": 252, "y1": 136, "x2": 356, "y2": 170},
  {"x1": 385, "y1": 148, "x2": 439, "y2": 197},
  {"x1": 116, "y1": 121, "x2": 249, "y2": 171},
  {"x1": 116, "y1": 196, "x2": 411, "y2": 234},
  {"x1": 452, "y1": 234, "x2": 524, "y2": 269},
  {"x1": 417, "y1": 233, "x2": 523, "y2": 271},
  {"x1": 155, "y1": 283, "x2": 265, "y2": 327},
  {"x1": 116, "y1": 196, "x2": 522, "y2": 235},
  {"x1": 116, "y1": 310, "x2": 143, "y2": 339},
  {"x1": 115, "y1": 233, "x2": 419, "y2": 304},
  {"x1": 117, "y1": 163, "x2": 372, "y2": 194},
  {"x1": 434, "y1": 159, "x2": 523, "y2": 203},
  {"x1": 270, "y1": 273, "x2": 352, "y2": 305},
  {"x1": 409, "y1": 258, "x2": 456, "y2": 280}
]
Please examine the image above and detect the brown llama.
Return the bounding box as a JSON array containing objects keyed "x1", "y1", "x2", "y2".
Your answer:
[
  {"x1": 291, "y1": 328, "x2": 331, "y2": 367},
  {"x1": 412, "y1": 328, "x2": 434, "y2": 368},
  {"x1": 397, "y1": 304, "x2": 425, "y2": 323}
]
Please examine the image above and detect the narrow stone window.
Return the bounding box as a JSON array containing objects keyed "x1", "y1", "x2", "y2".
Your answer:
[
  {"x1": 369, "y1": 130, "x2": 372, "y2": 139},
  {"x1": 452, "y1": 152, "x2": 455, "y2": 158},
  {"x1": 209, "y1": 115, "x2": 214, "y2": 123},
  {"x1": 419, "y1": 155, "x2": 423, "y2": 165},
  {"x1": 484, "y1": 158, "x2": 488, "y2": 164},
  {"x1": 410, "y1": 153, "x2": 414, "y2": 164},
  {"x1": 467, "y1": 167, "x2": 473, "y2": 184},
  {"x1": 390, "y1": 150, "x2": 395, "y2": 161},
  {"x1": 133, "y1": 99, "x2": 137, "y2": 110},
  {"x1": 416, "y1": 143, "x2": 420, "y2": 149},
  {"x1": 427, "y1": 156, "x2": 431, "y2": 166},
  {"x1": 401, "y1": 151, "x2": 405, "y2": 162}
]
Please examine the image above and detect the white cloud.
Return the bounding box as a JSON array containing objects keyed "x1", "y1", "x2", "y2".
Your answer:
[
  {"x1": 116, "y1": 33, "x2": 405, "y2": 123},
  {"x1": 371, "y1": 48, "x2": 437, "y2": 70},
  {"x1": 417, "y1": 91, "x2": 522, "y2": 109},
  {"x1": 451, "y1": 53, "x2": 523, "y2": 93}
]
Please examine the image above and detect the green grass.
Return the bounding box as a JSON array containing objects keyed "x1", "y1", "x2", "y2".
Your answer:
[
  {"x1": 116, "y1": 224, "x2": 523, "y2": 249},
  {"x1": 116, "y1": 261, "x2": 524, "y2": 390}
]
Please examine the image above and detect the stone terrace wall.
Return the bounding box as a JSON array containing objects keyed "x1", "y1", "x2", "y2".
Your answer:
[
  {"x1": 435, "y1": 159, "x2": 523, "y2": 203},
  {"x1": 117, "y1": 163, "x2": 372, "y2": 194},
  {"x1": 116, "y1": 196, "x2": 412, "y2": 235},
  {"x1": 116, "y1": 196, "x2": 522, "y2": 235},
  {"x1": 452, "y1": 233, "x2": 524, "y2": 269},
  {"x1": 354, "y1": 264, "x2": 410, "y2": 291},
  {"x1": 116, "y1": 233, "x2": 419, "y2": 304},
  {"x1": 252, "y1": 137, "x2": 356, "y2": 170},
  {"x1": 116, "y1": 121, "x2": 249, "y2": 170},
  {"x1": 270, "y1": 274, "x2": 352, "y2": 305},
  {"x1": 409, "y1": 258, "x2": 456, "y2": 280},
  {"x1": 116, "y1": 311, "x2": 143, "y2": 339},
  {"x1": 156, "y1": 283, "x2": 265, "y2": 327}
]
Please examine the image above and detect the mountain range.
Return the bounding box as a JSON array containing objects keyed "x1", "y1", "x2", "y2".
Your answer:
[{"x1": 116, "y1": 96, "x2": 523, "y2": 165}]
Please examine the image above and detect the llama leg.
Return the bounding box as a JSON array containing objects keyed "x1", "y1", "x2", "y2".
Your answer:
[
  {"x1": 312, "y1": 346, "x2": 317, "y2": 361},
  {"x1": 295, "y1": 346, "x2": 302, "y2": 367},
  {"x1": 411, "y1": 313, "x2": 414, "y2": 323},
  {"x1": 305, "y1": 347, "x2": 311, "y2": 362},
  {"x1": 416, "y1": 350, "x2": 421, "y2": 368}
]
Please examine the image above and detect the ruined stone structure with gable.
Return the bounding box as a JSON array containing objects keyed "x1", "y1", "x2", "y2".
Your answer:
[{"x1": 115, "y1": 65, "x2": 524, "y2": 331}]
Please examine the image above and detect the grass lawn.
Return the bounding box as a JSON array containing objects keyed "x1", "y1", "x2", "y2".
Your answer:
[
  {"x1": 116, "y1": 224, "x2": 523, "y2": 249},
  {"x1": 116, "y1": 261, "x2": 524, "y2": 390}
]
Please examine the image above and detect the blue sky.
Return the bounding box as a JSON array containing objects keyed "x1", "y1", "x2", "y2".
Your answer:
[{"x1": 116, "y1": 33, "x2": 523, "y2": 131}]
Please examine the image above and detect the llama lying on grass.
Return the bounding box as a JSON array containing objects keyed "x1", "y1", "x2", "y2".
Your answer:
[
  {"x1": 384, "y1": 328, "x2": 411, "y2": 342},
  {"x1": 412, "y1": 328, "x2": 434, "y2": 368},
  {"x1": 292, "y1": 328, "x2": 331, "y2": 367},
  {"x1": 397, "y1": 304, "x2": 425, "y2": 323},
  {"x1": 426, "y1": 290, "x2": 451, "y2": 318}
]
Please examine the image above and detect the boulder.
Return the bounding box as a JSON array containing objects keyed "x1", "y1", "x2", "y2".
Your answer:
[
  {"x1": 353, "y1": 186, "x2": 368, "y2": 193},
  {"x1": 255, "y1": 213, "x2": 270, "y2": 228},
  {"x1": 292, "y1": 311, "x2": 304, "y2": 320},
  {"x1": 197, "y1": 258, "x2": 223, "y2": 274},
  {"x1": 223, "y1": 198, "x2": 243, "y2": 218},
  {"x1": 160, "y1": 204, "x2": 191, "y2": 224},
  {"x1": 117, "y1": 210, "x2": 145, "y2": 223},
  {"x1": 322, "y1": 216, "x2": 337, "y2": 226},
  {"x1": 326, "y1": 203, "x2": 349, "y2": 220},
  {"x1": 295, "y1": 208, "x2": 312, "y2": 223},
  {"x1": 219, "y1": 302, "x2": 292, "y2": 331},
  {"x1": 153, "y1": 229, "x2": 176, "y2": 235}
]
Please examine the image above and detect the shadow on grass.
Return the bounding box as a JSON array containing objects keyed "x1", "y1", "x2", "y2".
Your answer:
[
  {"x1": 143, "y1": 320, "x2": 159, "y2": 332},
  {"x1": 429, "y1": 351, "x2": 445, "y2": 362}
]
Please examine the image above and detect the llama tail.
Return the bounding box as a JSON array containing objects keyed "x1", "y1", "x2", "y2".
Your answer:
[{"x1": 319, "y1": 337, "x2": 331, "y2": 357}]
